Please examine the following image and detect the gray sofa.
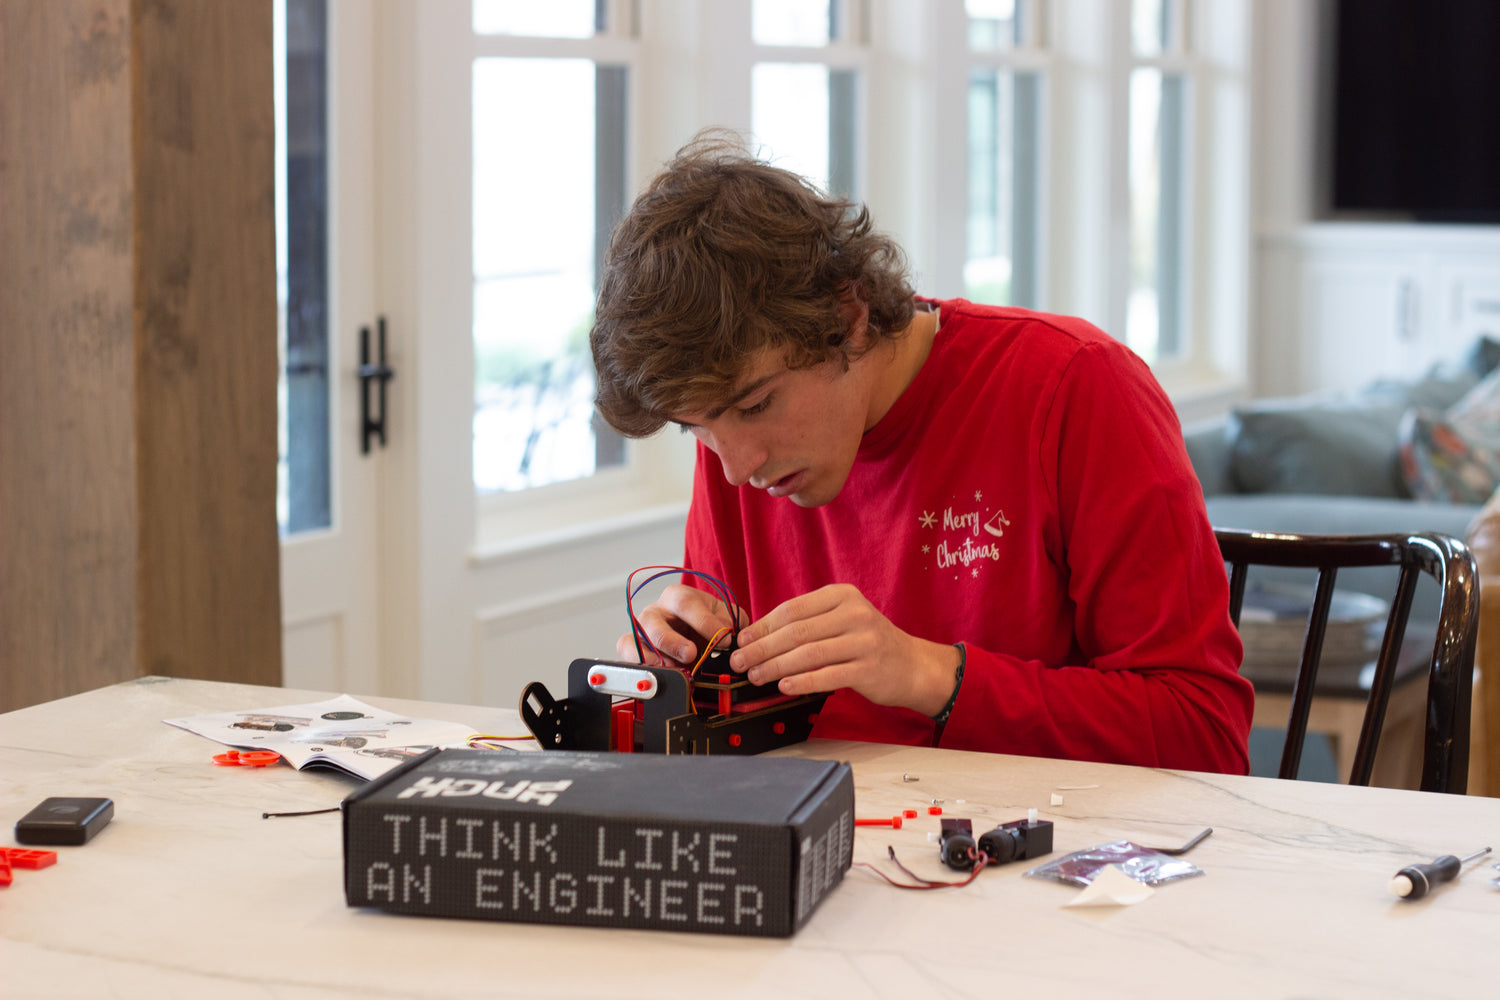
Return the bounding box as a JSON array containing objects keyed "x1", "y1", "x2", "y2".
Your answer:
[{"x1": 1184, "y1": 336, "x2": 1500, "y2": 558}]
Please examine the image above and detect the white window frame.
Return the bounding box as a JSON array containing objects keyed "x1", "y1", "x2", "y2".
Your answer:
[
  {"x1": 928, "y1": 0, "x2": 1054, "y2": 306},
  {"x1": 467, "y1": 2, "x2": 699, "y2": 554},
  {"x1": 1128, "y1": 0, "x2": 1250, "y2": 411},
  {"x1": 1046, "y1": 0, "x2": 1249, "y2": 420},
  {"x1": 1122, "y1": 0, "x2": 1194, "y2": 365}
]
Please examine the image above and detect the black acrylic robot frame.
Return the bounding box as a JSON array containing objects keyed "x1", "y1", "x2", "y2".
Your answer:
[{"x1": 520, "y1": 649, "x2": 829, "y2": 756}]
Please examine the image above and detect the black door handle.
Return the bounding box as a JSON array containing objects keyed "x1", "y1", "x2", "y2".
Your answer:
[{"x1": 357, "y1": 317, "x2": 395, "y2": 454}]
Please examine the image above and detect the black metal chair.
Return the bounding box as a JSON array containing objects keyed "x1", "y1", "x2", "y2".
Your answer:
[{"x1": 1215, "y1": 529, "x2": 1478, "y2": 794}]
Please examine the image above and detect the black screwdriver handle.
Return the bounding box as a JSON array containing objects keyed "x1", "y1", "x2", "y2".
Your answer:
[
  {"x1": 1389, "y1": 847, "x2": 1491, "y2": 900},
  {"x1": 1391, "y1": 856, "x2": 1460, "y2": 899}
]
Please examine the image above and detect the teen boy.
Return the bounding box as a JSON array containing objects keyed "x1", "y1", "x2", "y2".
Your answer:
[{"x1": 590, "y1": 134, "x2": 1253, "y2": 773}]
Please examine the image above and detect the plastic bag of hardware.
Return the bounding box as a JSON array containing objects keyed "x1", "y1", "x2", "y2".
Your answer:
[{"x1": 1023, "y1": 840, "x2": 1205, "y2": 888}]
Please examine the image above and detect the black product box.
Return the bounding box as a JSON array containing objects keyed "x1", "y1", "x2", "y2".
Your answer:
[{"x1": 343, "y1": 749, "x2": 854, "y2": 937}]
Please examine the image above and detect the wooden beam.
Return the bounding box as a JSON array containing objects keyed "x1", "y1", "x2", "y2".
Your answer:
[
  {"x1": 132, "y1": 0, "x2": 281, "y2": 685},
  {"x1": 0, "y1": 0, "x2": 281, "y2": 712}
]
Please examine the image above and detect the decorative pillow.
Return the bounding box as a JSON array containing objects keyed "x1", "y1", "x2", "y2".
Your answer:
[
  {"x1": 1399, "y1": 367, "x2": 1500, "y2": 503},
  {"x1": 1228, "y1": 397, "x2": 1408, "y2": 497}
]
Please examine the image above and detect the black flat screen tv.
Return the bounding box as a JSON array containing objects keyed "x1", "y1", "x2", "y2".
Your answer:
[{"x1": 1331, "y1": 0, "x2": 1500, "y2": 223}]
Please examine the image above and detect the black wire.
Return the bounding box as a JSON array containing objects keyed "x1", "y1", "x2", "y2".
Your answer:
[{"x1": 262, "y1": 806, "x2": 341, "y2": 818}]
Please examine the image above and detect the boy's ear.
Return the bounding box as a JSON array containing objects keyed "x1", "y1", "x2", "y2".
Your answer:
[{"x1": 834, "y1": 292, "x2": 871, "y2": 349}]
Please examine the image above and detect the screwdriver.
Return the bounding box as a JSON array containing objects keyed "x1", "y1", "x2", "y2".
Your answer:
[{"x1": 1387, "y1": 847, "x2": 1492, "y2": 900}]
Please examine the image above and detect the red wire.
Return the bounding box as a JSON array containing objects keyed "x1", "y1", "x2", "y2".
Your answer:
[
  {"x1": 626, "y1": 565, "x2": 741, "y2": 664},
  {"x1": 854, "y1": 846, "x2": 990, "y2": 889}
]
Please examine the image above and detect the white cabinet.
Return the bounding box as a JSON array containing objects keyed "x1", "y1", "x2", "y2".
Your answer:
[
  {"x1": 1256, "y1": 225, "x2": 1500, "y2": 399},
  {"x1": 1300, "y1": 253, "x2": 1421, "y2": 394}
]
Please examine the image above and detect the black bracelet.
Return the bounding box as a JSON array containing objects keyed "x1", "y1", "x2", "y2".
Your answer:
[{"x1": 930, "y1": 643, "x2": 966, "y2": 725}]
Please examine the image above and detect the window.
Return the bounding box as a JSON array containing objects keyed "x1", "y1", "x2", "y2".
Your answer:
[
  {"x1": 964, "y1": 0, "x2": 1045, "y2": 307},
  {"x1": 750, "y1": 0, "x2": 864, "y2": 196},
  {"x1": 397, "y1": 0, "x2": 1248, "y2": 550},
  {"x1": 470, "y1": 2, "x2": 631, "y2": 495},
  {"x1": 1125, "y1": 0, "x2": 1191, "y2": 365},
  {"x1": 275, "y1": 0, "x2": 331, "y2": 535}
]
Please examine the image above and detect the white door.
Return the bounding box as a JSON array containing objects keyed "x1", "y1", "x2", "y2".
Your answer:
[
  {"x1": 278, "y1": 0, "x2": 383, "y2": 695},
  {"x1": 276, "y1": 2, "x2": 715, "y2": 707}
]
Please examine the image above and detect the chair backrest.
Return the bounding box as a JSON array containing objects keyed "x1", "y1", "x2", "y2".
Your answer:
[{"x1": 1215, "y1": 529, "x2": 1478, "y2": 794}]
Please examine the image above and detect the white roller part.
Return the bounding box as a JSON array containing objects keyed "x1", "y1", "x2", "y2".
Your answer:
[{"x1": 584, "y1": 664, "x2": 659, "y2": 699}]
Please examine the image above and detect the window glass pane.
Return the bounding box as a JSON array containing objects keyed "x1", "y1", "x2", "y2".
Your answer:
[
  {"x1": 473, "y1": 0, "x2": 600, "y2": 38},
  {"x1": 472, "y1": 58, "x2": 626, "y2": 493},
  {"x1": 965, "y1": 69, "x2": 1040, "y2": 307},
  {"x1": 276, "y1": 0, "x2": 330, "y2": 535},
  {"x1": 1127, "y1": 68, "x2": 1185, "y2": 363},
  {"x1": 752, "y1": 63, "x2": 832, "y2": 191},
  {"x1": 752, "y1": 0, "x2": 833, "y2": 47},
  {"x1": 1132, "y1": 0, "x2": 1168, "y2": 56},
  {"x1": 967, "y1": 0, "x2": 1020, "y2": 52}
]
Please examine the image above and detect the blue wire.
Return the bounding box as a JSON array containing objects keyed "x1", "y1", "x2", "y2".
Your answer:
[{"x1": 628, "y1": 567, "x2": 742, "y2": 663}]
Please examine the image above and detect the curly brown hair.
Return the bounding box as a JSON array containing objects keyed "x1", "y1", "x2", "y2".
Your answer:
[{"x1": 591, "y1": 131, "x2": 915, "y2": 437}]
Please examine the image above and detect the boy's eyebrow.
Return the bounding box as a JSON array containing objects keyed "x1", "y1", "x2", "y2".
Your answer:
[{"x1": 674, "y1": 372, "x2": 781, "y2": 426}]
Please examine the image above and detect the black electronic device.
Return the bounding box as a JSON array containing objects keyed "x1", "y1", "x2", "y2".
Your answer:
[
  {"x1": 978, "y1": 816, "x2": 1054, "y2": 865},
  {"x1": 15, "y1": 797, "x2": 114, "y2": 846},
  {"x1": 938, "y1": 818, "x2": 978, "y2": 870},
  {"x1": 940, "y1": 815, "x2": 1055, "y2": 872},
  {"x1": 520, "y1": 657, "x2": 828, "y2": 756}
]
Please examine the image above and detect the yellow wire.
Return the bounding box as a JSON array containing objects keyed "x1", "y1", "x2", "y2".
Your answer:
[
  {"x1": 689, "y1": 627, "x2": 734, "y2": 679},
  {"x1": 467, "y1": 733, "x2": 535, "y2": 750},
  {"x1": 680, "y1": 626, "x2": 734, "y2": 716}
]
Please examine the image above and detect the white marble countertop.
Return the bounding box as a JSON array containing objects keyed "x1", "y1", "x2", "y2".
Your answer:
[{"x1": 2, "y1": 676, "x2": 1498, "y2": 999}]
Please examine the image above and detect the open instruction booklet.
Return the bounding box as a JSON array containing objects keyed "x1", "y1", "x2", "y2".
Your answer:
[{"x1": 164, "y1": 694, "x2": 492, "y2": 781}]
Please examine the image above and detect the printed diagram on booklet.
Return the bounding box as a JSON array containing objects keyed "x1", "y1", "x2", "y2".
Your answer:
[{"x1": 164, "y1": 694, "x2": 482, "y2": 781}]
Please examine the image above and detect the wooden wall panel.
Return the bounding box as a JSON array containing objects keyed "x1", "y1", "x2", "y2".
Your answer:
[
  {"x1": 133, "y1": 0, "x2": 281, "y2": 685},
  {"x1": 0, "y1": 0, "x2": 281, "y2": 712},
  {"x1": 0, "y1": 1, "x2": 140, "y2": 711}
]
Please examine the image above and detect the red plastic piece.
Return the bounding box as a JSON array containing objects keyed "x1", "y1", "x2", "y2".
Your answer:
[
  {"x1": 213, "y1": 749, "x2": 282, "y2": 767},
  {"x1": 772, "y1": 722, "x2": 786, "y2": 734},
  {"x1": 612, "y1": 700, "x2": 636, "y2": 753},
  {"x1": 892, "y1": 816, "x2": 904, "y2": 829},
  {"x1": 728, "y1": 733, "x2": 742, "y2": 747},
  {"x1": 635, "y1": 679, "x2": 652, "y2": 692},
  {"x1": 718, "y1": 686, "x2": 731, "y2": 716},
  {"x1": 928, "y1": 806, "x2": 943, "y2": 815},
  {"x1": 903, "y1": 809, "x2": 918, "y2": 818},
  {"x1": 589, "y1": 673, "x2": 606, "y2": 686},
  {"x1": 239, "y1": 751, "x2": 280, "y2": 767},
  {"x1": 0, "y1": 847, "x2": 61, "y2": 888},
  {"x1": 855, "y1": 818, "x2": 896, "y2": 827},
  {"x1": 2, "y1": 848, "x2": 58, "y2": 870}
]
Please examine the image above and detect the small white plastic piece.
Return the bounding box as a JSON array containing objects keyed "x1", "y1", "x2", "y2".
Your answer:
[
  {"x1": 584, "y1": 664, "x2": 658, "y2": 699},
  {"x1": 1050, "y1": 793, "x2": 1064, "y2": 806},
  {"x1": 1027, "y1": 807, "x2": 1039, "y2": 825},
  {"x1": 1388, "y1": 874, "x2": 1414, "y2": 898}
]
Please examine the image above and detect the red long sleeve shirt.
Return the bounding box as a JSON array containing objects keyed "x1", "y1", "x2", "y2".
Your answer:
[{"x1": 684, "y1": 300, "x2": 1253, "y2": 774}]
